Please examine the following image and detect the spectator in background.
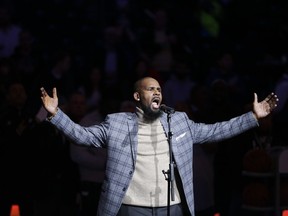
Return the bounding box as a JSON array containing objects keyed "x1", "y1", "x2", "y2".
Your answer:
[
  {"x1": 194, "y1": 142, "x2": 217, "y2": 216},
  {"x1": 205, "y1": 50, "x2": 247, "y2": 106},
  {"x1": 205, "y1": 79, "x2": 246, "y2": 216},
  {"x1": 187, "y1": 83, "x2": 210, "y2": 123},
  {"x1": 197, "y1": 0, "x2": 223, "y2": 39},
  {"x1": 69, "y1": 91, "x2": 105, "y2": 216},
  {"x1": 91, "y1": 24, "x2": 138, "y2": 100},
  {"x1": 32, "y1": 92, "x2": 80, "y2": 216},
  {"x1": 132, "y1": 58, "x2": 162, "y2": 85},
  {"x1": 10, "y1": 29, "x2": 43, "y2": 92},
  {"x1": 0, "y1": 80, "x2": 37, "y2": 216},
  {"x1": 174, "y1": 96, "x2": 216, "y2": 216},
  {"x1": 205, "y1": 51, "x2": 238, "y2": 88},
  {"x1": 77, "y1": 65, "x2": 104, "y2": 112},
  {"x1": 134, "y1": 6, "x2": 180, "y2": 81},
  {"x1": 272, "y1": 56, "x2": 288, "y2": 146},
  {"x1": 148, "y1": 8, "x2": 177, "y2": 80},
  {"x1": 0, "y1": 5, "x2": 22, "y2": 58},
  {"x1": 33, "y1": 48, "x2": 77, "y2": 107},
  {"x1": 162, "y1": 61, "x2": 195, "y2": 107},
  {"x1": 0, "y1": 57, "x2": 13, "y2": 104},
  {"x1": 119, "y1": 99, "x2": 136, "y2": 113}
]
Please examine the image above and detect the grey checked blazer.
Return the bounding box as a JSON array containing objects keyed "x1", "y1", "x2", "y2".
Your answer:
[{"x1": 49, "y1": 109, "x2": 258, "y2": 216}]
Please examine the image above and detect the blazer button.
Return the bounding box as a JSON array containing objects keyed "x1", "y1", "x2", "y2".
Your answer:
[
  {"x1": 129, "y1": 171, "x2": 132, "y2": 175},
  {"x1": 122, "y1": 187, "x2": 126, "y2": 191}
]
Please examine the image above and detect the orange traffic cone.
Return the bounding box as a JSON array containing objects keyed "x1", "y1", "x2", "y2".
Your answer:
[{"x1": 10, "y1": 204, "x2": 20, "y2": 216}]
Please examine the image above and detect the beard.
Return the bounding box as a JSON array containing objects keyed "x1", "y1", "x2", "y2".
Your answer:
[{"x1": 142, "y1": 104, "x2": 163, "y2": 122}]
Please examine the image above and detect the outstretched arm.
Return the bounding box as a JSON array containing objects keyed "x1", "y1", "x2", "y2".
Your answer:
[
  {"x1": 252, "y1": 92, "x2": 278, "y2": 120},
  {"x1": 40, "y1": 87, "x2": 59, "y2": 117}
]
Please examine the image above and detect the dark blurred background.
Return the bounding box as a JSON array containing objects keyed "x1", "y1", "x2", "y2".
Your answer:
[{"x1": 1, "y1": 0, "x2": 288, "y2": 216}]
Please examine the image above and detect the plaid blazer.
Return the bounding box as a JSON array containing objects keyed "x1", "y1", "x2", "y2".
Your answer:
[{"x1": 50, "y1": 109, "x2": 258, "y2": 216}]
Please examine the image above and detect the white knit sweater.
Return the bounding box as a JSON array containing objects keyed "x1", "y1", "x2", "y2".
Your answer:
[{"x1": 122, "y1": 108, "x2": 181, "y2": 207}]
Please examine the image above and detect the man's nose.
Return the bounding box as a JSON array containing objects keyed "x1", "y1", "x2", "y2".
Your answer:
[{"x1": 153, "y1": 90, "x2": 160, "y2": 95}]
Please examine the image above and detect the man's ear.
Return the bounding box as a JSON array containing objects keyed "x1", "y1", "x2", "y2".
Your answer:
[{"x1": 134, "y1": 92, "x2": 140, "y2": 101}]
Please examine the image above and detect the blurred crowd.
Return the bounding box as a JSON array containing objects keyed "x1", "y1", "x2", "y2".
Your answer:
[{"x1": 0, "y1": 0, "x2": 288, "y2": 216}]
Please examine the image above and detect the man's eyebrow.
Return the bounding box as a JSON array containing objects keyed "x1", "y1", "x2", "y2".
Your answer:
[{"x1": 145, "y1": 86, "x2": 161, "y2": 90}]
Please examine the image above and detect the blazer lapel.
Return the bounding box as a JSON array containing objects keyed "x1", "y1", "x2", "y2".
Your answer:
[
  {"x1": 127, "y1": 114, "x2": 138, "y2": 167},
  {"x1": 160, "y1": 114, "x2": 169, "y2": 137},
  {"x1": 160, "y1": 114, "x2": 179, "y2": 156}
]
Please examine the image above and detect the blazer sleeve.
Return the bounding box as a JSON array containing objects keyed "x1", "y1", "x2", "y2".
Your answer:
[
  {"x1": 189, "y1": 111, "x2": 259, "y2": 144},
  {"x1": 48, "y1": 108, "x2": 108, "y2": 147}
]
